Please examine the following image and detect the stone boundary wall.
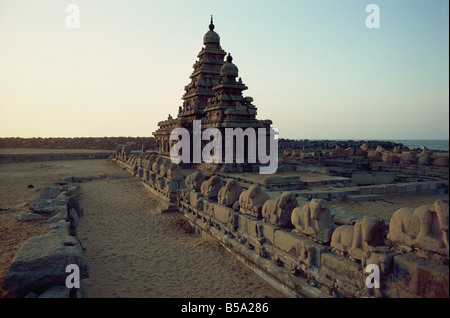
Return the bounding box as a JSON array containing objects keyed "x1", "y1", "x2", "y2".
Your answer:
[
  {"x1": 0, "y1": 152, "x2": 111, "y2": 164},
  {"x1": 2, "y1": 184, "x2": 89, "y2": 298},
  {"x1": 112, "y1": 147, "x2": 449, "y2": 298},
  {"x1": 114, "y1": 151, "x2": 185, "y2": 212},
  {"x1": 177, "y1": 171, "x2": 449, "y2": 298}
]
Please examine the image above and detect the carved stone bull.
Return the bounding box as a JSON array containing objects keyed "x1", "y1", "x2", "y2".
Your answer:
[
  {"x1": 185, "y1": 171, "x2": 205, "y2": 192},
  {"x1": 291, "y1": 199, "x2": 335, "y2": 243},
  {"x1": 238, "y1": 185, "x2": 270, "y2": 218},
  {"x1": 387, "y1": 199, "x2": 449, "y2": 256},
  {"x1": 331, "y1": 215, "x2": 387, "y2": 261},
  {"x1": 218, "y1": 179, "x2": 243, "y2": 207},
  {"x1": 261, "y1": 192, "x2": 298, "y2": 228},
  {"x1": 200, "y1": 175, "x2": 224, "y2": 201}
]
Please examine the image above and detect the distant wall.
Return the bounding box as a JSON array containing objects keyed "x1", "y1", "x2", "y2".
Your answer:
[{"x1": 0, "y1": 152, "x2": 111, "y2": 164}]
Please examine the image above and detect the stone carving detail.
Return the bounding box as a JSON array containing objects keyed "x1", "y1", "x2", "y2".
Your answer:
[
  {"x1": 238, "y1": 184, "x2": 270, "y2": 218},
  {"x1": 291, "y1": 199, "x2": 335, "y2": 243},
  {"x1": 331, "y1": 215, "x2": 387, "y2": 260},
  {"x1": 218, "y1": 179, "x2": 243, "y2": 207},
  {"x1": 185, "y1": 171, "x2": 205, "y2": 192},
  {"x1": 261, "y1": 192, "x2": 298, "y2": 228},
  {"x1": 200, "y1": 175, "x2": 224, "y2": 200},
  {"x1": 387, "y1": 199, "x2": 449, "y2": 256}
]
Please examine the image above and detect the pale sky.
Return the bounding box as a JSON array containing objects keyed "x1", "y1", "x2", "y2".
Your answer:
[{"x1": 0, "y1": 0, "x2": 448, "y2": 140}]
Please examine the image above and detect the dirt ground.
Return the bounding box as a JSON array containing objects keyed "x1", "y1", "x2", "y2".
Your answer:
[
  {"x1": 0, "y1": 158, "x2": 284, "y2": 298},
  {"x1": 0, "y1": 154, "x2": 448, "y2": 298}
]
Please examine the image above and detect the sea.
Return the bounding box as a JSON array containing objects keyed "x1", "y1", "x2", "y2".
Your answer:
[{"x1": 390, "y1": 139, "x2": 449, "y2": 151}]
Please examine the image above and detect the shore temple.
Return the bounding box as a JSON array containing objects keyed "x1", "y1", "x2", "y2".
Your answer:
[{"x1": 152, "y1": 17, "x2": 273, "y2": 172}]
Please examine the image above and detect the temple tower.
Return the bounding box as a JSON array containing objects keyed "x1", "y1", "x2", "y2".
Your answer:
[{"x1": 153, "y1": 18, "x2": 274, "y2": 172}]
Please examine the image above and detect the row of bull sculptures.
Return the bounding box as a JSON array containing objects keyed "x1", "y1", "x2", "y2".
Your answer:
[
  {"x1": 115, "y1": 150, "x2": 449, "y2": 261},
  {"x1": 284, "y1": 144, "x2": 449, "y2": 167},
  {"x1": 180, "y1": 170, "x2": 449, "y2": 261}
]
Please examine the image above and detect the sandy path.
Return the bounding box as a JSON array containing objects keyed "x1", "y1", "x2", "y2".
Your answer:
[{"x1": 76, "y1": 174, "x2": 285, "y2": 298}]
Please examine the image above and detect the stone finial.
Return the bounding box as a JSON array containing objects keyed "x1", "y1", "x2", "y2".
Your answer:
[{"x1": 209, "y1": 15, "x2": 214, "y2": 30}]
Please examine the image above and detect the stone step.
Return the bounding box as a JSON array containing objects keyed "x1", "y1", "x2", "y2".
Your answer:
[{"x1": 346, "y1": 194, "x2": 382, "y2": 202}]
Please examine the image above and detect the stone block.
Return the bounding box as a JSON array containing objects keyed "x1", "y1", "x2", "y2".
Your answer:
[
  {"x1": 227, "y1": 210, "x2": 240, "y2": 231},
  {"x1": 386, "y1": 184, "x2": 398, "y2": 193},
  {"x1": 359, "y1": 186, "x2": 373, "y2": 195},
  {"x1": 371, "y1": 185, "x2": 387, "y2": 195},
  {"x1": 397, "y1": 184, "x2": 407, "y2": 193},
  {"x1": 212, "y1": 203, "x2": 232, "y2": 225},
  {"x1": 392, "y1": 253, "x2": 449, "y2": 298},
  {"x1": 237, "y1": 214, "x2": 254, "y2": 235},
  {"x1": 40, "y1": 186, "x2": 61, "y2": 200},
  {"x1": 189, "y1": 192, "x2": 203, "y2": 210},
  {"x1": 273, "y1": 230, "x2": 304, "y2": 257},
  {"x1": 321, "y1": 253, "x2": 364, "y2": 289},
  {"x1": 248, "y1": 219, "x2": 264, "y2": 239},
  {"x1": 260, "y1": 222, "x2": 279, "y2": 244},
  {"x1": 405, "y1": 183, "x2": 418, "y2": 192},
  {"x1": 352, "y1": 172, "x2": 373, "y2": 186},
  {"x1": 372, "y1": 173, "x2": 395, "y2": 185},
  {"x1": 2, "y1": 231, "x2": 89, "y2": 295},
  {"x1": 417, "y1": 182, "x2": 430, "y2": 191}
]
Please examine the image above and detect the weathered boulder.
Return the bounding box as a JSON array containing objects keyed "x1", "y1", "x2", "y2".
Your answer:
[
  {"x1": 40, "y1": 186, "x2": 60, "y2": 200},
  {"x1": 2, "y1": 231, "x2": 89, "y2": 295}
]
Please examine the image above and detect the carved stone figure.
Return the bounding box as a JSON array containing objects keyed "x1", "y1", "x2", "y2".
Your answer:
[
  {"x1": 291, "y1": 199, "x2": 335, "y2": 243},
  {"x1": 159, "y1": 158, "x2": 171, "y2": 176},
  {"x1": 142, "y1": 154, "x2": 155, "y2": 170},
  {"x1": 115, "y1": 144, "x2": 131, "y2": 160},
  {"x1": 238, "y1": 185, "x2": 270, "y2": 218},
  {"x1": 218, "y1": 179, "x2": 243, "y2": 207},
  {"x1": 331, "y1": 215, "x2": 387, "y2": 260},
  {"x1": 261, "y1": 192, "x2": 298, "y2": 228},
  {"x1": 387, "y1": 200, "x2": 449, "y2": 256},
  {"x1": 152, "y1": 156, "x2": 164, "y2": 172},
  {"x1": 185, "y1": 171, "x2": 205, "y2": 192},
  {"x1": 166, "y1": 163, "x2": 184, "y2": 181},
  {"x1": 200, "y1": 175, "x2": 224, "y2": 200}
]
